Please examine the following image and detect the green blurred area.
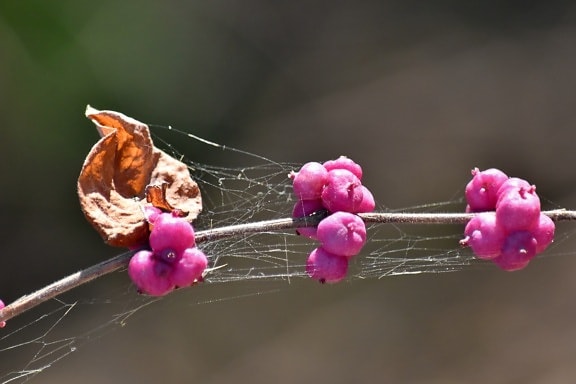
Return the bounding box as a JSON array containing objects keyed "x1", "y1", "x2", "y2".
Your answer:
[{"x1": 2, "y1": 1, "x2": 576, "y2": 383}]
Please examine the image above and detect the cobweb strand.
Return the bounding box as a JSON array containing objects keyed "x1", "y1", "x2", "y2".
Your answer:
[
  {"x1": 3, "y1": 124, "x2": 576, "y2": 384},
  {"x1": 0, "y1": 209, "x2": 574, "y2": 324}
]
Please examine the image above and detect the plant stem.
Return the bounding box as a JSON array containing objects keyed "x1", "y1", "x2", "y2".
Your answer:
[{"x1": 1, "y1": 209, "x2": 574, "y2": 324}]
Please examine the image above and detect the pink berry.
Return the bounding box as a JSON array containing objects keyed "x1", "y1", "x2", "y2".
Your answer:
[
  {"x1": 496, "y1": 177, "x2": 532, "y2": 197},
  {"x1": 306, "y1": 247, "x2": 349, "y2": 283},
  {"x1": 128, "y1": 250, "x2": 175, "y2": 296},
  {"x1": 143, "y1": 206, "x2": 162, "y2": 224},
  {"x1": 171, "y1": 248, "x2": 208, "y2": 288},
  {"x1": 465, "y1": 168, "x2": 509, "y2": 212},
  {"x1": 0, "y1": 299, "x2": 6, "y2": 328},
  {"x1": 496, "y1": 186, "x2": 541, "y2": 232},
  {"x1": 321, "y1": 169, "x2": 364, "y2": 213},
  {"x1": 533, "y1": 213, "x2": 555, "y2": 253},
  {"x1": 460, "y1": 212, "x2": 506, "y2": 260},
  {"x1": 290, "y1": 162, "x2": 329, "y2": 200},
  {"x1": 292, "y1": 199, "x2": 325, "y2": 239},
  {"x1": 149, "y1": 213, "x2": 196, "y2": 254},
  {"x1": 356, "y1": 186, "x2": 376, "y2": 213},
  {"x1": 323, "y1": 156, "x2": 363, "y2": 180},
  {"x1": 317, "y1": 212, "x2": 367, "y2": 258},
  {"x1": 492, "y1": 231, "x2": 537, "y2": 271}
]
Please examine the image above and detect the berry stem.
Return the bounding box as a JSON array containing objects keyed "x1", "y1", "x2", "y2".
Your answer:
[{"x1": 0, "y1": 208, "x2": 574, "y2": 324}]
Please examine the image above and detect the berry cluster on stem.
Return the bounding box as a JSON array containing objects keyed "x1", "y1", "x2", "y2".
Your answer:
[
  {"x1": 127, "y1": 208, "x2": 208, "y2": 296},
  {"x1": 460, "y1": 168, "x2": 555, "y2": 271},
  {"x1": 289, "y1": 156, "x2": 375, "y2": 283},
  {"x1": 0, "y1": 161, "x2": 569, "y2": 326}
]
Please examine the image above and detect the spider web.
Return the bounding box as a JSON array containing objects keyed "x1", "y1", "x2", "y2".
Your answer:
[{"x1": 0, "y1": 126, "x2": 570, "y2": 383}]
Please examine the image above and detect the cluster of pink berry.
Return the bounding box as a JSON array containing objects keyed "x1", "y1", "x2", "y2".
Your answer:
[
  {"x1": 290, "y1": 156, "x2": 375, "y2": 283},
  {"x1": 460, "y1": 168, "x2": 555, "y2": 271},
  {"x1": 128, "y1": 208, "x2": 208, "y2": 296}
]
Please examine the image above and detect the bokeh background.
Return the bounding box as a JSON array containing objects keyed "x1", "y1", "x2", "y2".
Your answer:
[{"x1": 2, "y1": 1, "x2": 576, "y2": 383}]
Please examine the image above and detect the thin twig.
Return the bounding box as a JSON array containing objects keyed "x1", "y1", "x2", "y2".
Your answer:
[{"x1": 1, "y1": 209, "x2": 574, "y2": 324}]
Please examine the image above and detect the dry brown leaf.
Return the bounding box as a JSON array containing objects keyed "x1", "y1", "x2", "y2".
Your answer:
[
  {"x1": 78, "y1": 106, "x2": 202, "y2": 247},
  {"x1": 146, "y1": 183, "x2": 175, "y2": 213}
]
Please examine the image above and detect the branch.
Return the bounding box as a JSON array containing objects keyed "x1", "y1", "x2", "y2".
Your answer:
[{"x1": 1, "y1": 209, "x2": 574, "y2": 324}]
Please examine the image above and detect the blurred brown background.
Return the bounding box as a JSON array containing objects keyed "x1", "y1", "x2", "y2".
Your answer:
[{"x1": 2, "y1": 1, "x2": 576, "y2": 383}]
